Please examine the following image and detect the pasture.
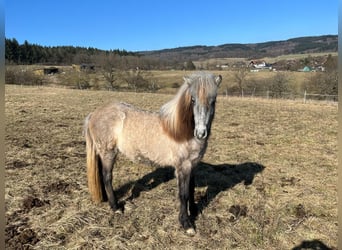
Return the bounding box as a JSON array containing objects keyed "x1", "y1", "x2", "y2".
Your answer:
[{"x1": 5, "y1": 84, "x2": 337, "y2": 249}]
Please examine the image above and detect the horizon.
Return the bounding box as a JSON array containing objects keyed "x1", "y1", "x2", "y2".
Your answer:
[
  {"x1": 5, "y1": 34, "x2": 338, "y2": 53},
  {"x1": 5, "y1": 1, "x2": 338, "y2": 52}
]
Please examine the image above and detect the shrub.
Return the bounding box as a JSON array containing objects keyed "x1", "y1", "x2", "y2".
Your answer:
[
  {"x1": 5, "y1": 68, "x2": 43, "y2": 85},
  {"x1": 267, "y1": 72, "x2": 290, "y2": 98},
  {"x1": 304, "y1": 71, "x2": 337, "y2": 96},
  {"x1": 123, "y1": 70, "x2": 159, "y2": 92}
]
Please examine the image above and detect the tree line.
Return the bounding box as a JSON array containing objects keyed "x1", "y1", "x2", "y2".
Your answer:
[
  {"x1": 5, "y1": 38, "x2": 137, "y2": 65},
  {"x1": 5, "y1": 38, "x2": 198, "y2": 71}
]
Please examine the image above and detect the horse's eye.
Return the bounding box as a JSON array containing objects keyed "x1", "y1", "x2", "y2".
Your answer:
[{"x1": 191, "y1": 97, "x2": 195, "y2": 104}]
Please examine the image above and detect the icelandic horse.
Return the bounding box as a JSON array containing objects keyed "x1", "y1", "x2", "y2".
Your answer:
[{"x1": 84, "y1": 72, "x2": 221, "y2": 235}]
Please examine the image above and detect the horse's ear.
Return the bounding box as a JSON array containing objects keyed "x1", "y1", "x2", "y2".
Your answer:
[
  {"x1": 215, "y1": 75, "x2": 222, "y2": 87},
  {"x1": 183, "y1": 76, "x2": 192, "y2": 86}
]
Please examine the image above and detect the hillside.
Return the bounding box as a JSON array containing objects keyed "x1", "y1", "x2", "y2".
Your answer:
[
  {"x1": 6, "y1": 35, "x2": 337, "y2": 67},
  {"x1": 139, "y1": 35, "x2": 338, "y2": 61}
]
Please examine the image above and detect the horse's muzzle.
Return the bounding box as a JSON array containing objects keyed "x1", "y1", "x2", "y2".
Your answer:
[{"x1": 194, "y1": 128, "x2": 208, "y2": 140}]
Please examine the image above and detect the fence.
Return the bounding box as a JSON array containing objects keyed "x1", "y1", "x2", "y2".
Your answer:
[
  {"x1": 303, "y1": 90, "x2": 338, "y2": 103},
  {"x1": 222, "y1": 90, "x2": 338, "y2": 103}
]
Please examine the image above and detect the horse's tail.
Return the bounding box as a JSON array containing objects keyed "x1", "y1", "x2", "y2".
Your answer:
[{"x1": 84, "y1": 114, "x2": 105, "y2": 203}]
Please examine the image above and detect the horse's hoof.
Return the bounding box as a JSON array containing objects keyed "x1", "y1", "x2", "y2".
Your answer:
[
  {"x1": 124, "y1": 200, "x2": 137, "y2": 212},
  {"x1": 115, "y1": 209, "x2": 123, "y2": 215},
  {"x1": 111, "y1": 205, "x2": 123, "y2": 214},
  {"x1": 185, "y1": 227, "x2": 196, "y2": 236}
]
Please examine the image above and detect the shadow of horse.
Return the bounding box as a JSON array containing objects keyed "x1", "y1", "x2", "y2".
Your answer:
[
  {"x1": 114, "y1": 161, "x2": 265, "y2": 214},
  {"x1": 193, "y1": 162, "x2": 265, "y2": 214},
  {"x1": 115, "y1": 166, "x2": 175, "y2": 203},
  {"x1": 292, "y1": 239, "x2": 336, "y2": 250}
]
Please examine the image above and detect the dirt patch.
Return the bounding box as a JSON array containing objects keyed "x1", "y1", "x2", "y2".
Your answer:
[
  {"x1": 295, "y1": 204, "x2": 307, "y2": 219},
  {"x1": 43, "y1": 180, "x2": 79, "y2": 195},
  {"x1": 228, "y1": 204, "x2": 248, "y2": 222},
  {"x1": 6, "y1": 211, "x2": 40, "y2": 249},
  {"x1": 7, "y1": 160, "x2": 30, "y2": 169},
  {"x1": 6, "y1": 227, "x2": 39, "y2": 250},
  {"x1": 280, "y1": 176, "x2": 300, "y2": 187},
  {"x1": 22, "y1": 196, "x2": 50, "y2": 212}
]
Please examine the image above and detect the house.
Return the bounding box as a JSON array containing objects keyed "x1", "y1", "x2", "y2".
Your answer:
[
  {"x1": 248, "y1": 60, "x2": 272, "y2": 70},
  {"x1": 299, "y1": 66, "x2": 312, "y2": 72},
  {"x1": 215, "y1": 63, "x2": 233, "y2": 70},
  {"x1": 316, "y1": 65, "x2": 325, "y2": 72}
]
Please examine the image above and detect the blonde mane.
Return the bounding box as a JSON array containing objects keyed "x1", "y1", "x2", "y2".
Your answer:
[{"x1": 159, "y1": 83, "x2": 194, "y2": 142}]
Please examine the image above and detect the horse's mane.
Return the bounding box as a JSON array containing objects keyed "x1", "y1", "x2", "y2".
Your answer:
[
  {"x1": 159, "y1": 82, "x2": 194, "y2": 142},
  {"x1": 159, "y1": 72, "x2": 220, "y2": 142}
]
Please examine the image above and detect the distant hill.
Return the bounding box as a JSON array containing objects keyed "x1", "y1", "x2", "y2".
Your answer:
[
  {"x1": 6, "y1": 35, "x2": 337, "y2": 70},
  {"x1": 139, "y1": 35, "x2": 338, "y2": 61}
]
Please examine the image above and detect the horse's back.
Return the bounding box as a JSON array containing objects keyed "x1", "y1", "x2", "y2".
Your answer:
[
  {"x1": 87, "y1": 101, "x2": 164, "y2": 155},
  {"x1": 87, "y1": 101, "x2": 193, "y2": 166},
  {"x1": 87, "y1": 102, "x2": 128, "y2": 151}
]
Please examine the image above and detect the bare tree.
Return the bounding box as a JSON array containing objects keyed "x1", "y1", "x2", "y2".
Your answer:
[
  {"x1": 268, "y1": 72, "x2": 290, "y2": 98},
  {"x1": 123, "y1": 69, "x2": 158, "y2": 92},
  {"x1": 304, "y1": 71, "x2": 337, "y2": 97},
  {"x1": 94, "y1": 54, "x2": 122, "y2": 90},
  {"x1": 233, "y1": 68, "x2": 249, "y2": 97},
  {"x1": 103, "y1": 68, "x2": 122, "y2": 90}
]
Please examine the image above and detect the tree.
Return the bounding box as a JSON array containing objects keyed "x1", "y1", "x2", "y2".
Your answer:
[
  {"x1": 123, "y1": 69, "x2": 157, "y2": 92},
  {"x1": 305, "y1": 71, "x2": 337, "y2": 97},
  {"x1": 4, "y1": 37, "x2": 139, "y2": 65},
  {"x1": 183, "y1": 60, "x2": 196, "y2": 70},
  {"x1": 268, "y1": 72, "x2": 290, "y2": 98},
  {"x1": 324, "y1": 54, "x2": 337, "y2": 72},
  {"x1": 5, "y1": 38, "x2": 20, "y2": 63},
  {"x1": 98, "y1": 54, "x2": 122, "y2": 90},
  {"x1": 233, "y1": 68, "x2": 249, "y2": 97}
]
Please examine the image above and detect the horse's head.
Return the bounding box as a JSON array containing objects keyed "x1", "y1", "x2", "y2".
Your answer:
[
  {"x1": 160, "y1": 72, "x2": 221, "y2": 142},
  {"x1": 184, "y1": 72, "x2": 222, "y2": 140}
]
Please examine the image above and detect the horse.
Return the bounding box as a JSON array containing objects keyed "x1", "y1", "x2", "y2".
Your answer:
[{"x1": 84, "y1": 71, "x2": 222, "y2": 235}]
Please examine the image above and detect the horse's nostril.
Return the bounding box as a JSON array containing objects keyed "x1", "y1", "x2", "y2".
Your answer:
[{"x1": 195, "y1": 130, "x2": 207, "y2": 140}]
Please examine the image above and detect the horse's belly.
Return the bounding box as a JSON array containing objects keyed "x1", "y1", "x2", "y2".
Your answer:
[{"x1": 117, "y1": 133, "x2": 177, "y2": 166}]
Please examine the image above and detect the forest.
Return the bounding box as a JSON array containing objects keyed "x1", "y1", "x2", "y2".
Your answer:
[
  {"x1": 5, "y1": 38, "x2": 137, "y2": 65},
  {"x1": 5, "y1": 35, "x2": 337, "y2": 68}
]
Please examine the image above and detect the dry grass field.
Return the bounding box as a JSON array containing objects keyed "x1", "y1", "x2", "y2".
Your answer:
[
  {"x1": 150, "y1": 70, "x2": 309, "y2": 98},
  {"x1": 5, "y1": 84, "x2": 337, "y2": 249},
  {"x1": 7, "y1": 65, "x2": 312, "y2": 97}
]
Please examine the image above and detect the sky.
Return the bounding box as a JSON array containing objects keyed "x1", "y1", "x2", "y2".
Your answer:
[{"x1": 5, "y1": 0, "x2": 338, "y2": 52}]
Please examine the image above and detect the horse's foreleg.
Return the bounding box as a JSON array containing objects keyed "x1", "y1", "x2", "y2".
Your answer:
[
  {"x1": 101, "y1": 152, "x2": 119, "y2": 211},
  {"x1": 176, "y1": 164, "x2": 195, "y2": 235},
  {"x1": 188, "y1": 171, "x2": 197, "y2": 217}
]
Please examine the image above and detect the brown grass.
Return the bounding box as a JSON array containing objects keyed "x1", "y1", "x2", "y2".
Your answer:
[
  {"x1": 5, "y1": 85, "x2": 337, "y2": 249},
  {"x1": 150, "y1": 70, "x2": 310, "y2": 96},
  {"x1": 6, "y1": 65, "x2": 314, "y2": 98}
]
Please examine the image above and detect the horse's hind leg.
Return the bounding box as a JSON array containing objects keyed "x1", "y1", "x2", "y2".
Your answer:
[{"x1": 100, "y1": 151, "x2": 120, "y2": 212}]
